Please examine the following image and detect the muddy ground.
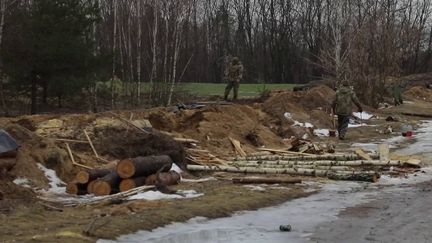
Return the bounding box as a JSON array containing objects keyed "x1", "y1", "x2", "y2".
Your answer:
[{"x1": 0, "y1": 85, "x2": 432, "y2": 242}]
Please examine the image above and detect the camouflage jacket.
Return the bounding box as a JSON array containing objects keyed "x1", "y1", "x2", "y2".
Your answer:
[
  {"x1": 332, "y1": 86, "x2": 362, "y2": 116},
  {"x1": 226, "y1": 64, "x2": 244, "y2": 83}
]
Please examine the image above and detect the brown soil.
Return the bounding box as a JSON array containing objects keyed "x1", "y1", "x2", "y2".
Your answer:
[{"x1": 404, "y1": 86, "x2": 432, "y2": 102}]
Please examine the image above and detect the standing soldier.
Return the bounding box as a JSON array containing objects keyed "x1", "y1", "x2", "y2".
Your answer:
[
  {"x1": 392, "y1": 82, "x2": 404, "y2": 106},
  {"x1": 224, "y1": 57, "x2": 244, "y2": 101},
  {"x1": 332, "y1": 81, "x2": 363, "y2": 140}
]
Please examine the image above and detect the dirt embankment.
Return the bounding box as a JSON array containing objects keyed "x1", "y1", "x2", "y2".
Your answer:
[{"x1": 404, "y1": 86, "x2": 432, "y2": 102}]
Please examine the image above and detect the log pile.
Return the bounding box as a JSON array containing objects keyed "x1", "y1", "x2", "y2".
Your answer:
[
  {"x1": 66, "y1": 155, "x2": 181, "y2": 196},
  {"x1": 187, "y1": 150, "x2": 422, "y2": 183}
]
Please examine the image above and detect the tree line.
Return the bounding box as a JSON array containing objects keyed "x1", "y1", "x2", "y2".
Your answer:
[{"x1": 0, "y1": 0, "x2": 432, "y2": 115}]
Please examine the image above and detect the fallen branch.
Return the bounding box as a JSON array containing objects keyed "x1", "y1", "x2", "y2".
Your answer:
[
  {"x1": 109, "y1": 112, "x2": 150, "y2": 134},
  {"x1": 64, "y1": 143, "x2": 93, "y2": 170},
  {"x1": 231, "y1": 160, "x2": 402, "y2": 167}
]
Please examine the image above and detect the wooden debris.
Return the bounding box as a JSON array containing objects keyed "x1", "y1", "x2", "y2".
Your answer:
[
  {"x1": 84, "y1": 130, "x2": 99, "y2": 158},
  {"x1": 64, "y1": 143, "x2": 93, "y2": 170},
  {"x1": 232, "y1": 177, "x2": 302, "y2": 184},
  {"x1": 109, "y1": 112, "x2": 150, "y2": 134},
  {"x1": 355, "y1": 149, "x2": 373, "y2": 161},
  {"x1": 229, "y1": 137, "x2": 247, "y2": 157}
]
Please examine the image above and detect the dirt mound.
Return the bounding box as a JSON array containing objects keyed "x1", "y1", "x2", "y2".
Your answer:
[
  {"x1": 262, "y1": 85, "x2": 335, "y2": 128},
  {"x1": 404, "y1": 86, "x2": 432, "y2": 102},
  {"x1": 169, "y1": 105, "x2": 285, "y2": 156}
]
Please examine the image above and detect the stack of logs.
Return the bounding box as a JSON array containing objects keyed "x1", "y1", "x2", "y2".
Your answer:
[
  {"x1": 67, "y1": 155, "x2": 181, "y2": 196},
  {"x1": 187, "y1": 153, "x2": 422, "y2": 183}
]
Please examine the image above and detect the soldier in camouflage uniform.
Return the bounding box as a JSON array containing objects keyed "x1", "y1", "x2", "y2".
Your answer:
[
  {"x1": 224, "y1": 57, "x2": 244, "y2": 101},
  {"x1": 392, "y1": 83, "x2": 404, "y2": 106},
  {"x1": 332, "y1": 81, "x2": 363, "y2": 140}
]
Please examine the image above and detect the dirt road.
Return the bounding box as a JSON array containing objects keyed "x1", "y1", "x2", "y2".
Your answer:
[{"x1": 312, "y1": 180, "x2": 432, "y2": 243}]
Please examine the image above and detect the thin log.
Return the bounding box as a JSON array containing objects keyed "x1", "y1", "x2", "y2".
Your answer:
[
  {"x1": 232, "y1": 163, "x2": 358, "y2": 171},
  {"x1": 84, "y1": 130, "x2": 99, "y2": 158},
  {"x1": 258, "y1": 148, "x2": 314, "y2": 156},
  {"x1": 231, "y1": 160, "x2": 403, "y2": 167},
  {"x1": 235, "y1": 154, "x2": 379, "y2": 161},
  {"x1": 119, "y1": 176, "x2": 147, "y2": 192},
  {"x1": 187, "y1": 165, "x2": 378, "y2": 182},
  {"x1": 75, "y1": 168, "x2": 112, "y2": 184},
  {"x1": 116, "y1": 155, "x2": 173, "y2": 179},
  {"x1": 232, "y1": 177, "x2": 302, "y2": 184},
  {"x1": 66, "y1": 181, "x2": 87, "y2": 195},
  {"x1": 401, "y1": 112, "x2": 432, "y2": 118},
  {"x1": 92, "y1": 171, "x2": 121, "y2": 196}
]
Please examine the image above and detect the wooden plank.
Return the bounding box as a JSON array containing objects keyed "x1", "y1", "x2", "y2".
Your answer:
[
  {"x1": 229, "y1": 137, "x2": 247, "y2": 157},
  {"x1": 84, "y1": 130, "x2": 99, "y2": 158},
  {"x1": 378, "y1": 144, "x2": 390, "y2": 162},
  {"x1": 355, "y1": 149, "x2": 373, "y2": 161}
]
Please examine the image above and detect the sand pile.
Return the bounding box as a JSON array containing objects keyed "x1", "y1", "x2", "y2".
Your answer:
[
  {"x1": 262, "y1": 85, "x2": 335, "y2": 129},
  {"x1": 404, "y1": 86, "x2": 432, "y2": 102}
]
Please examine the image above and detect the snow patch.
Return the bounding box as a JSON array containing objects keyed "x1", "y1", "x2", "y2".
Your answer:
[
  {"x1": 170, "y1": 163, "x2": 183, "y2": 174},
  {"x1": 352, "y1": 112, "x2": 374, "y2": 120},
  {"x1": 314, "y1": 129, "x2": 330, "y2": 137},
  {"x1": 293, "y1": 121, "x2": 314, "y2": 128},
  {"x1": 128, "y1": 190, "x2": 203, "y2": 201},
  {"x1": 37, "y1": 163, "x2": 66, "y2": 194},
  {"x1": 13, "y1": 177, "x2": 32, "y2": 188},
  {"x1": 243, "y1": 185, "x2": 266, "y2": 191}
]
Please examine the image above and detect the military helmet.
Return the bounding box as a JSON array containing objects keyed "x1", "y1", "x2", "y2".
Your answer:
[{"x1": 232, "y1": 57, "x2": 240, "y2": 65}]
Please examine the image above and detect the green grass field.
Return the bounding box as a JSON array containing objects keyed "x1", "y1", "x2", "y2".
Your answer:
[{"x1": 178, "y1": 83, "x2": 298, "y2": 97}]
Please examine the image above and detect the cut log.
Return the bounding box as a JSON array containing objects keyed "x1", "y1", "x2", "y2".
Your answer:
[
  {"x1": 328, "y1": 173, "x2": 380, "y2": 183},
  {"x1": 92, "y1": 171, "x2": 121, "y2": 196},
  {"x1": 116, "y1": 155, "x2": 173, "y2": 179},
  {"x1": 66, "y1": 181, "x2": 87, "y2": 195},
  {"x1": 119, "y1": 176, "x2": 147, "y2": 192},
  {"x1": 187, "y1": 165, "x2": 378, "y2": 182},
  {"x1": 76, "y1": 168, "x2": 112, "y2": 184},
  {"x1": 355, "y1": 149, "x2": 373, "y2": 161},
  {"x1": 232, "y1": 177, "x2": 302, "y2": 184},
  {"x1": 258, "y1": 148, "x2": 314, "y2": 156},
  {"x1": 87, "y1": 180, "x2": 97, "y2": 194},
  {"x1": 231, "y1": 160, "x2": 403, "y2": 167}
]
